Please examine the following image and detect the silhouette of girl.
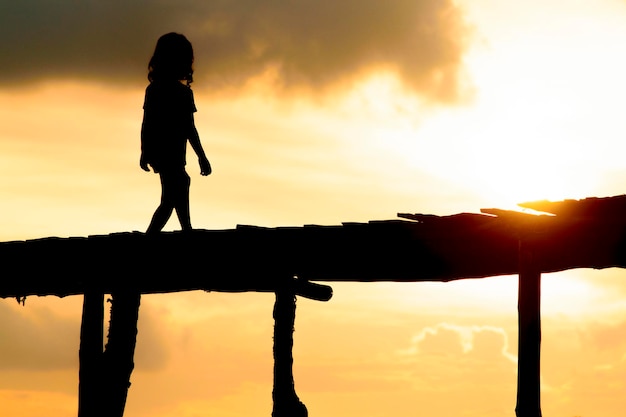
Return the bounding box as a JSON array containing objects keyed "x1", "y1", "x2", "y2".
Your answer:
[{"x1": 141, "y1": 32, "x2": 211, "y2": 233}]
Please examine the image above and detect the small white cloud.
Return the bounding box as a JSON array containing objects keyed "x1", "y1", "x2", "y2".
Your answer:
[{"x1": 400, "y1": 322, "x2": 517, "y2": 364}]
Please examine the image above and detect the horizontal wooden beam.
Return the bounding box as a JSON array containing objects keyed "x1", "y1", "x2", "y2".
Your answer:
[
  {"x1": 0, "y1": 231, "x2": 334, "y2": 300},
  {"x1": 2, "y1": 195, "x2": 626, "y2": 299}
]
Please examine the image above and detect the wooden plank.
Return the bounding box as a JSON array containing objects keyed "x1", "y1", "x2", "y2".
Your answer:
[{"x1": 519, "y1": 194, "x2": 626, "y2": 218}]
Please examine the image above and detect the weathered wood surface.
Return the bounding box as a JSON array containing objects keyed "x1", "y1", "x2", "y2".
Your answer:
[{"x1": 2, "y1": 195, "x2": 626, "y2": 299}]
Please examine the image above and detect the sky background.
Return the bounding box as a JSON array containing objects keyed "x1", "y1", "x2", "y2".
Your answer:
[{"x1": 2, "y1": 0, "x2": 626, "y2": 416}]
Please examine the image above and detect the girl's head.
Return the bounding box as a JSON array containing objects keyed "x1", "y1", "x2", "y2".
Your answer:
[{"x1": 148, "y1": 32, "x2": 194, "y2": 84}]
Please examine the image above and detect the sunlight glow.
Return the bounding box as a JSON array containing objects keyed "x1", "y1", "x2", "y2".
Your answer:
[{"x1": 4, "y1": 2, "x2": 626, "y2": 417}]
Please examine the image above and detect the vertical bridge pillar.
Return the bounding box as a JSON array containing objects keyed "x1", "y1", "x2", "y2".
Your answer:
[
  {"x1": 515, "y1": 238, "x2": 542, "y2": 417},
  {"x1": 271, "y1": 276, "x2": 333, "y2": 416},
  {"x1": 78, "y1": 291, "x2": 141, "y2": 417},
  {"x1": 272, "y1": 286, "x2": 308, "y2": 417},
  {"x1": 78, "y1": 291, "x2": 104, "y2": 417}
]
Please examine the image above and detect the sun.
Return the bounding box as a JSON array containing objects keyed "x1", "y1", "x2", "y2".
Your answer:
[{"x1": 460, "y1": 136, "x2": 595, "y2": 210}]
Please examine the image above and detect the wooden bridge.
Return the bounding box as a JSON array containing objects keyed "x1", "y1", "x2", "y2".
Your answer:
[{"x1": 3, "y1": 194, "x2": 626, "y2": 417}]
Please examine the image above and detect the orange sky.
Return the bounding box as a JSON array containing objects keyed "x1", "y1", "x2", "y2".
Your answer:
[{"x1": 3, "y1": 1, "x2": 626, "y2": 416}]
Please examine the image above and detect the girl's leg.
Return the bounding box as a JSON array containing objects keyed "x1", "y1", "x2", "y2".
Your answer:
[
  {"x1": 146, "y1": 172, "x2": 175, "y2": 234},
  {"x1": 146, "y1": 204, "x2": 174, "y2": 234},
  {"x1": 174, "y1": 171, "x2": 192, "y2": 231}
]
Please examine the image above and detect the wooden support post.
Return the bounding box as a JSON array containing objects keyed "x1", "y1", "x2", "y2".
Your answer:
[
  {"x1": 272, "y1": 287, "x2": 308, "y2": 417},
  {"x1": 102, "y1": 292, "x2": 141, "y2": 417},
  {"x1": 515, "y1": 238, "x2": 542, "y2": 417},
  {"x1": 78, "y1": 291, "x2": 104, "y2": 417}
]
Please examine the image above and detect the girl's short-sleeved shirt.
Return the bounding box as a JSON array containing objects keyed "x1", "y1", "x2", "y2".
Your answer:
[{"x1": 142, "y1": 80, "x2": 197, "y2": 171}]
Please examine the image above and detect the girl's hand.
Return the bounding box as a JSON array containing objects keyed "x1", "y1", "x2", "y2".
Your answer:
[
  {"x1": 140, "y1": 154, "x2": 150, "y2": 172},
  {"x1": 199, "y1": 156, "x2": 212, "y2": 176}
]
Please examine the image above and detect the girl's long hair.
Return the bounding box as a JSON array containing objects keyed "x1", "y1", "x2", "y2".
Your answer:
[{"x1": 148, "y1": 32, "x2": 194, "y2": 84}]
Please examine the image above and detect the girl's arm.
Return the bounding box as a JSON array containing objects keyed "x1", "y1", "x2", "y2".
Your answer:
[
  {"x1": 140, "y1": 111, "x2": 152, "y2": 171},
  {"x1": 188, "y1": 115, "x2": 211, "y2": 176}
]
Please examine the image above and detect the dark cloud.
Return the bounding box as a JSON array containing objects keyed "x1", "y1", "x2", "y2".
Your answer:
[
  {"x1": 0, "y1": 0, "x2": 164, "y2": 85},
  {"x1": 0, "y1": 301, "x2": 78, "y2": 370},
  {"x1": 0, "y1": 0, "x2": 470, "y2": 101},
  {"x1": 133, "y1": 301, "x2": 170, "y2": 371},
  {"x1": 0, "y1": 297, "x2": 169, "y2": 371}
]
